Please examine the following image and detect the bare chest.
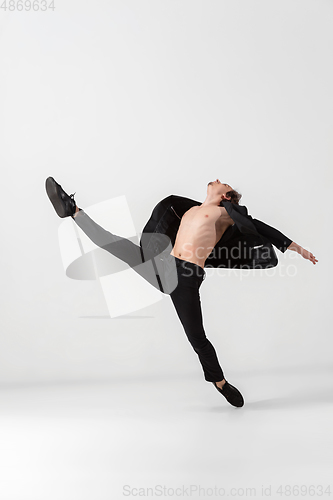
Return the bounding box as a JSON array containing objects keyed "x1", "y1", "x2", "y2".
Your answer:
[
  {"x1": 181, "y1": 205, "x2": 233, "y2": 230},
  {"x1": 170, "y1": 204, "x2": 234, "y2": 263}
]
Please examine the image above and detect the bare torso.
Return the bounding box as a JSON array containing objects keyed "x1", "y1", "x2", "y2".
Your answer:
[{"x1": 170, "y1": 205, "x2": 234, "y2": 269}]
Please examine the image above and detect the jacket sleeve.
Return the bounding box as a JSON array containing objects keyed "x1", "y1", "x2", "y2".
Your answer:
[{"x1": 249, "y1": 217, "x2": 293, "y2": 253}]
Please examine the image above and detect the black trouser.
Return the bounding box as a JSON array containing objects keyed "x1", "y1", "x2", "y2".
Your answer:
[{"x1": 72, "y1": 209, "x2": 225, "y2": 382}]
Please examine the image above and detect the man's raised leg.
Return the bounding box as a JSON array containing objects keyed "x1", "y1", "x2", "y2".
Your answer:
[{"x1": 45, "y1": 176, "x2": 165, "y2": 292}]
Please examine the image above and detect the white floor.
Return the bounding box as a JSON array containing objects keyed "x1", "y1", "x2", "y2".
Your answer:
[{"x1": 0, "y1": 365, "x2": 332, "y2": 500}]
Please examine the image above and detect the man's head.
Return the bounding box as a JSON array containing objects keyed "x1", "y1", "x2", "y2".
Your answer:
[{"x1": 206, "y1": 179, "x2": 242, "y2": 206}]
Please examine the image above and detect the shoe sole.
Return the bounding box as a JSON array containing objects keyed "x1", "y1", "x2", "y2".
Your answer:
[{"x1": 45, "y1": 176, "x2": 68, "y2": 218}]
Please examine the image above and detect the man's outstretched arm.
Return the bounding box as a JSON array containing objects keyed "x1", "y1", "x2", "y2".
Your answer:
[
  {"x1": 250, "y1": 217, "x2": 318, "y2": 265},
  {"x1": 285, "y1": 241, "x2": 318, "y2": 265}
]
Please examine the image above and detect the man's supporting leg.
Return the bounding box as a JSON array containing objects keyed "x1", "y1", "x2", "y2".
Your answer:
[{"x1": 169, "y1": 273, "x2": 225, "y2": 383}]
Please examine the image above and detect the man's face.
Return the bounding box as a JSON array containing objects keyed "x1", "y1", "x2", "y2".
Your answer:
[{"x1": 207, "y1": 179, "x2": 233, "y2": 200}]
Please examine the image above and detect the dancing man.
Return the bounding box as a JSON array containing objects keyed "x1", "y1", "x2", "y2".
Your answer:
[{"x1": 45, "y1": 177, "x2": 318, "y2": 408}]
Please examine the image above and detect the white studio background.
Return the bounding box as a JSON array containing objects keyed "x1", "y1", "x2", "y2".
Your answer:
[
  {"x1": 1, "y1": 2, "x2": 332, "y2": 499},
  {"x1": 0, "y1": 1, "x2": 331, "y2": 386}
]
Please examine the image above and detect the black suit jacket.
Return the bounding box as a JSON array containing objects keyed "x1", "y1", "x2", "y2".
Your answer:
[{"x1": 140, "y1": 195, "x2": 293, "y2": 270}]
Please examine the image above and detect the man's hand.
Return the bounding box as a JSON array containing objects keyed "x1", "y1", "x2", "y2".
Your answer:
[{"x1": 287, "y1": 241, "x2": 318, "y2": 265}]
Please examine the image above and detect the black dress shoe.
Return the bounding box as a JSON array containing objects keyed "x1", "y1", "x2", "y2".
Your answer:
[
  {"x1": 45, "y1": 177, "x2": 77, "y2": 218},
  {"x1": 211, "y1": 380, "x2": 244, "y2": 407}
]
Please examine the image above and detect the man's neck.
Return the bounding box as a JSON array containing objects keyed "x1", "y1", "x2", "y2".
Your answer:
[{"x1": 200, "y1": 197, "x2": 222, "y2": 208}]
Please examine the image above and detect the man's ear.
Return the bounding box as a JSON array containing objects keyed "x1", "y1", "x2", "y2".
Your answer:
[{"x1": 221, "y1": 194, "x2": 231, "y2": 201}]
